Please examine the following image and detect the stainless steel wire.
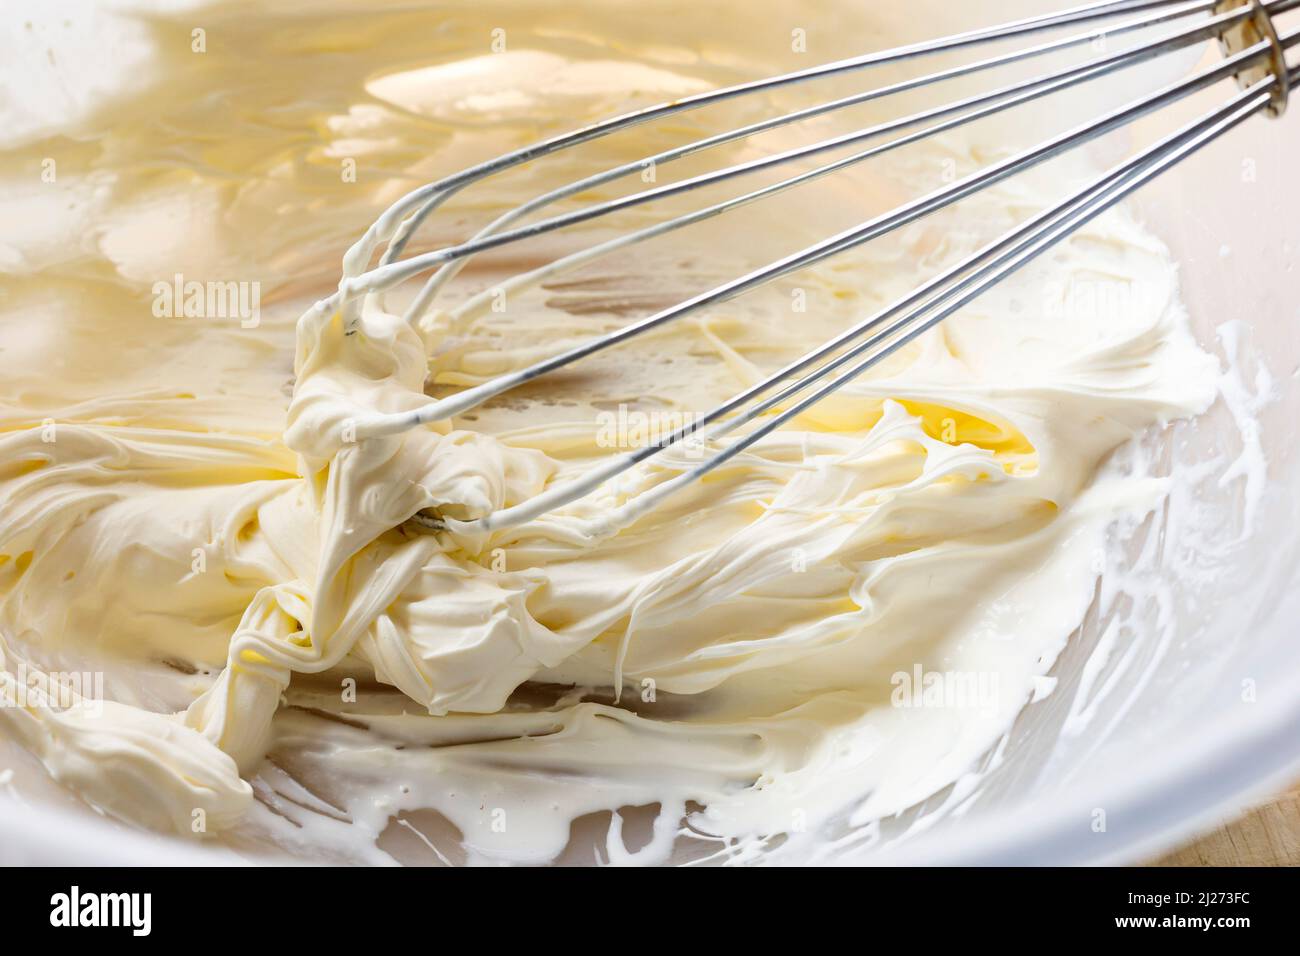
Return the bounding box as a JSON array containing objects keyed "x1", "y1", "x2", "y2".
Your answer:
[{"x1": 310, "y1": 0, "x2": 1300, "y2": 536}]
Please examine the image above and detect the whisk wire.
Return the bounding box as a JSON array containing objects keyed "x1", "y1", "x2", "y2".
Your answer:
[
  {"x1": 366, "y1": 0, "x2": 1205, "y2": 273},
  {"x1": 432, "y1": 75, "x2": 1279, "y2": 536},
  {"x1": 348, "y1": 3, "x2": 1250, "y2": 306},
  {"x1": 357, "y1": 25, "x2": 1287, "y2": 440},
  {"x1": 309, "y1": 1, "x2": 1300, "y2": 534},
  {"x1": 396, "y1": 0, "x2": 1222, "y2": 321}
]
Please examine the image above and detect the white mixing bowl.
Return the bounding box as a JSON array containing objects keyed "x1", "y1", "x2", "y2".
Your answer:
[{"x1": 1, "y1": 0, "x2": 1297, "y2": 865}]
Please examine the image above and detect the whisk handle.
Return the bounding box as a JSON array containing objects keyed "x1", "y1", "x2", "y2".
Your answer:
[{"x1": 1217, "y1": 0, "x2": 1292, "y2": 113}]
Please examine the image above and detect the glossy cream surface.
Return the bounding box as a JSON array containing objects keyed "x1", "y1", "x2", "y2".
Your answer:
[{"x1": 0, "y1": 0, "x2": 1218, "y2": 863}]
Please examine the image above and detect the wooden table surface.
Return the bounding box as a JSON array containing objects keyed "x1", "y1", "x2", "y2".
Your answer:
[{"x1": 1149, "y1": 780, "x2": 1300, "y2": 866}]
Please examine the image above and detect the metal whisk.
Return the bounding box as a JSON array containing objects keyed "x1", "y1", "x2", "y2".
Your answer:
[{"x1": 308, "y1": 0, "x2": 1299, "y2": 537}]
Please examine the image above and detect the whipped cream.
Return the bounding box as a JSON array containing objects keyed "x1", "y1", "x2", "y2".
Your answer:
[{"x1": 0, "y1": 0, "x2": 1218, "y2": 864}]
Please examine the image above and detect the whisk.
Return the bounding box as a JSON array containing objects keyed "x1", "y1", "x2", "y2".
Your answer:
[{"x1": 308, "y1": 0, "x2": 1299, "y2": 536}]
